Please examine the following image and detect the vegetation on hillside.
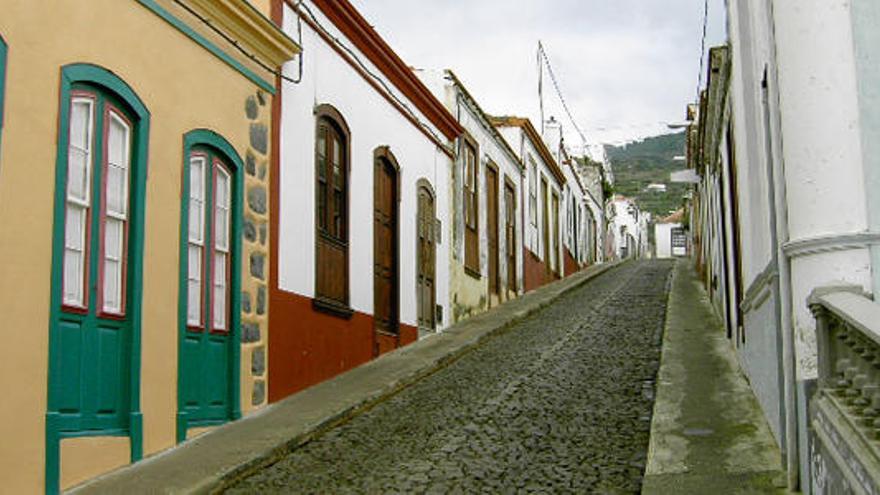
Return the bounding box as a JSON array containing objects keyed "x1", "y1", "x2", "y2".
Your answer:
[{"x1": 605, "y1": 131, "x2": 689, "y2": 218}]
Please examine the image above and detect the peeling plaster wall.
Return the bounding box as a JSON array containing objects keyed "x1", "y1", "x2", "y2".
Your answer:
[{"x1": 437, "y1": 80, "x2": 524, "y2": 319}]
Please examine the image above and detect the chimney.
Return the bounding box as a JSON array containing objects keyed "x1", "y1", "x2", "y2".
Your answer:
[{"x1": 543, "y1": 116, "x2": 563, "y2": 163}]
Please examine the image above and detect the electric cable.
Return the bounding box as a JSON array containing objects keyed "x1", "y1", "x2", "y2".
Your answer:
[
  {"x1": 537, "y1": 41, "x2": 589, "y2": 148},
  {"x1": 173, "y1": 0, "x2": 449, "y2": 151},
  {"x1": 696, "y1": 0, "x2": 709, "y2": 99}
]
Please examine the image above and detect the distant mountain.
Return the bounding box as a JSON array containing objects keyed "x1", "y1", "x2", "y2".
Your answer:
[{"x1": 605, "y1": 132, "x2": 689, "y2": 218}]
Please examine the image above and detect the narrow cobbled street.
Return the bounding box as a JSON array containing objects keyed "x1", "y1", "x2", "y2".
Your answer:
[{"x1": 229, "y1": 260, "x2": 673, "y2": 493}]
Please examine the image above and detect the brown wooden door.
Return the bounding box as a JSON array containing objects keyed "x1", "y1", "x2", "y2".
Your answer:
[
  {"x1": 552, "y1": 192, "x2": 560, "y2": 275},
  {"x1": 486, "y1": 166, "x2": 499, "y2": 296},
  {"x1": 417, "y1": 186, "x2": 436, "y2": 329},
  {"x1": 541, "y1": 177, "x2": 549, "y2": 277},
  {"x1": 373, "y1": 158, "x2": 398, "y2": 341},
  {"x1": 504, "y1": 181, "x2": 516, "y2": 292}
]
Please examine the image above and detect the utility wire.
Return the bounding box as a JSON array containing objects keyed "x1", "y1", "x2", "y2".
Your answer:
[
  {"x1": 537, "y1": 41, "x2": 589, "y2": 148},
  {"x1": 537, "y1": 44, "x2": 545, "y2": 135},
  {"x1": 173, "y1": 0, "x2": 303, "y2": 84},
  {"x1": 284, "y1": 0, "x2": 449, "y2": 149},
  {"x1": 174, "y1": 0, "x2": 449, "y2": 151},
  {"x1": 695, "y1": 0, "x2": 709, "y2": 100}
]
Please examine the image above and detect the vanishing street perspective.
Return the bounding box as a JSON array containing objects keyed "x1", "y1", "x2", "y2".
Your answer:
[{"x1": 0, "y1": 0, "x2": 877, "y2": 493}]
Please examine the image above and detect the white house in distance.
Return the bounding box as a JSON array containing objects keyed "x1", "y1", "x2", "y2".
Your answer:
[
  {"x1": 417, "y1": 69, "x2": 525, "y2": 321},
  {"x1": 609, "y1": 195, "x2": 642, "y2": 259},
  {"x1": 270, "y1": 0, "x2": 463, "y2": 401},
  {"x1": 654, "y1": 209, "x2": 686, "y2": 259}
]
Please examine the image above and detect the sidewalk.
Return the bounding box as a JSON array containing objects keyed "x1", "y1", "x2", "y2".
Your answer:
[
  {"x1": 71, "y1": 262, "x2": 622, "y2": 494},
  {"x1": 643, "y1": 260, "x2": 787, "y2": 493}
]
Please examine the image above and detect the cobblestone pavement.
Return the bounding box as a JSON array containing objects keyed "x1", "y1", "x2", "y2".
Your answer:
[{"x1": 229, "y1": 260, "x2": 674, "y2": 494}]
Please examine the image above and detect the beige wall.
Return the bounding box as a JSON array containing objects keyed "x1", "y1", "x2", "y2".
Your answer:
[{"x1": 0, "y1": 1, "x2": 274, "y2": 491}]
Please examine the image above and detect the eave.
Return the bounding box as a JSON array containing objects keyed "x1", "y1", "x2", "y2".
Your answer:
[
  {"x1": 490, "y1": 116, "x2": 567, "y2": 185},
  {"x1": 187, "y1": 0, "x2": 300, "y2": 67},
  {"x1": 445, "y1": 70, "x2": 524, "y2": 172}
]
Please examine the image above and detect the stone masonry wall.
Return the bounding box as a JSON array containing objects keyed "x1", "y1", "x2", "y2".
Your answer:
[{"x1": 241, "y1": 90, "x2": 270, "y2": 413}]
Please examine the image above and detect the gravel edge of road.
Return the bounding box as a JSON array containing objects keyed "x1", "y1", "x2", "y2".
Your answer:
[{"x1": 70, "y1": 261, "x2": 626, "y2": 495}]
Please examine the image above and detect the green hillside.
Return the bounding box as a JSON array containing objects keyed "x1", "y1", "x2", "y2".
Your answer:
[{"x1": 606, "y1": 132, "x2": 689, "y2": 218}]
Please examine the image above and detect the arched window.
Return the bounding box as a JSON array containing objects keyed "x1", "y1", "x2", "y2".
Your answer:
[{"x1": 314, "y1": 105, "x2": 351, "y2": 315}]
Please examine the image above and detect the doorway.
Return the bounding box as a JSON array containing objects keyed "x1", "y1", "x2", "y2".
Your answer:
[
  {"x1": 373, "y1": 153, "x2": 399, "y2": 350},
  {"x1": 486, "y1": 164, "x2": 500, "y2": 297},
  {"x1": 416, "y1": 181, "x2": 436, "y2": 331}
]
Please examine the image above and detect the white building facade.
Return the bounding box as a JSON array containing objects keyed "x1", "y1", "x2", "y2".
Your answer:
[
  {"x1": 270, "y1": 0, "x2": 463, "y2": 399},
  {"x1": 493, "y1": 117, "x2": 566, "y2": 292},
  {"x1": 691, "y1": 0, "x2": 880, "y2": 490},
  {"x1": 418, "y1": 70, "x2": 525, "y2": 320}
]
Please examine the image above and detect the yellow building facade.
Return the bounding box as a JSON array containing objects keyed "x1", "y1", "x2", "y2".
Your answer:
[{"x1": 0, "y1": 1, "x2": 297, "y2": 492}]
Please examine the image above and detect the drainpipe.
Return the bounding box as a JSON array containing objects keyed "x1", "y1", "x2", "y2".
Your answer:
[{"x1": 767, "y1": 2, "x2": 799, "y2": 487}]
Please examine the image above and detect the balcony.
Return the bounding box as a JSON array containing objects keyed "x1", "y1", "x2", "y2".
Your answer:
[{"x1": 808, "y1": 288, "x2": 880, "y2": 494}]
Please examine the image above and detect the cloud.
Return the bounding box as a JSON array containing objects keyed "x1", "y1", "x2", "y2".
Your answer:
[{"x1": 348, "y1": 0, "x2": 726, "y2": 145}]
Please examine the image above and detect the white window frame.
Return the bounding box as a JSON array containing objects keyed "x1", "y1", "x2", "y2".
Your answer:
[
  {"x1": 212, "y1": 165, "x2": 231, "y2": 331},
  {"x1": 101, "y1": 109, "x2": 131, "y2": 315},
  {"x1": 62, "y1": 96, "x2": 95, "y2": 309},
  {"x1": 187, "y1": 155, "x2": 207, "y2": 327}
]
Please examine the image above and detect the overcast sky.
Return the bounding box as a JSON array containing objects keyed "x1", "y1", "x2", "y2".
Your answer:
[{"x1": 347, "y1": 0, "x2": 726, "y2": 147}]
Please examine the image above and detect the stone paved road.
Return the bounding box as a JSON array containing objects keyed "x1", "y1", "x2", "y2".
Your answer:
[{"x1": 229, "y1": 260, "x2": 674, "y2": 494}]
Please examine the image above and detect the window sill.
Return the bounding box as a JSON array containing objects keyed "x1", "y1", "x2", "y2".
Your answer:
[
  {"x1": 312, "y1": 296, "x2": 354, "y2": 319},
  {"x1": 375, "y1": 328, "x2": 399, "y2": 338},
  {"x1": 464, "y1": 266, "x2": 481, "y2": 280}
]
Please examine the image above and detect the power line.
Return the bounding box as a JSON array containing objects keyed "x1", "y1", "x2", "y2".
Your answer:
[
  {"x1": 284, "y1": 0, "x2": 449, "y2": 148},
  {"x1": 173, "y1": 0, "x2": 303, "y2": 85},
  {"x1": 537, "y1": 41, "x2": 589, "y2": 148},
  {"x1": 695, "y1": 0, "x2": 709, "y2": 99},
  {"x1": 175, "y1": 0, "x2": 450, "y2": 150}
]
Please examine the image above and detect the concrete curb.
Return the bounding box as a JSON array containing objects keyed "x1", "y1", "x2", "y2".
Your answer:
[{"x1": 71, "y1": 261, "x2": 624, "y2": 495}]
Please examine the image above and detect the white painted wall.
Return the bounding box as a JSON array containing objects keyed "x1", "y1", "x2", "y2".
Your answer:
[
  {"x1": 496, "y1": 124, "x2": 564, "y2": 268},
  {"x1": 655, "y1": 223, "x2": 679, "y2": 259},
  {"x1": 417, "y1": 70, "x2": 526, "y2": 303},
  {"x1": 695, "y1": 0, "x2": 879, "y2": 456},
  {"x1": 610, "y1": 197, "x2": 641, "y2": 259},
  {"x1": 561, "y1": 163, "x2": 587, "y2": 271},
  {"x1": 278, "y1": 2, "x2": 453, "y2": 329},
  {"x1": 773, "y1": 0, "x2": 871, "y2": 379}
]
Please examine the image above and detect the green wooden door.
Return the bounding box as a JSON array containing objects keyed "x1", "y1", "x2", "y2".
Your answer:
[
  {"x1": 49, "y1": 88, "x2": 136, "y2": 431},
  {"x1": 177, "y1": 136, "x2": 242, "y2": 441},
  {"x1": 45, "y1": 64, "x2": 150, "y2": 495}
]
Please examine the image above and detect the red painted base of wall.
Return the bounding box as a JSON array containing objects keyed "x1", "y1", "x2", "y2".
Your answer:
[
  {"x1": 524, "y1": 248, "x2": 543, "y2": 293},
  {"x1": 268, "y1": 288, "x2": 419, "y2": 402},
  {"x1": 564, "y1": 249, "x2": 579, "y2": 277},
  {"x1": 375, "y1": 325, "x2": 417, "y2": 357}
]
